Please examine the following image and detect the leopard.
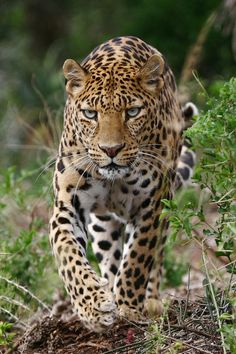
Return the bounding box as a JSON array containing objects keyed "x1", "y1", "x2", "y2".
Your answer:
[{"x1": 49, "y1": 36, "x2": 197, "y2": 332}]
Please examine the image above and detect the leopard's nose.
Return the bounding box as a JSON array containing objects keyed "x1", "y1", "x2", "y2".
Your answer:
[{"x1": 99, "y1": 143, "x2": 125, "y2": 158}]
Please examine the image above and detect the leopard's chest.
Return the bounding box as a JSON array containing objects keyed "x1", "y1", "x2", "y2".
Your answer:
[{"x1": 79, "y1": 170, "x2": 156, "y2": 222}]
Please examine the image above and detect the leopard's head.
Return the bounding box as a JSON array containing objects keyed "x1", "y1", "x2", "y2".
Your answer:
[{"x1": 62, "y1": 38, "x2": 181, "y2": 179}]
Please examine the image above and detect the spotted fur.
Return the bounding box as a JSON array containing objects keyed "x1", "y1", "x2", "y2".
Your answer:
[{"x1": 49, "y1": 36, "x2": 197, "y2": 332}]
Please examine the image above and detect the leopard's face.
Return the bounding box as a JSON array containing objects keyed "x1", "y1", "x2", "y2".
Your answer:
[
  {"x1": 67, "y1": 70, "x2": 159, "y2": 178},
  {"x1": 78, "y1": 102, "x2": 141, "y2": 179},
  {"x1": 62, "y1": 37, "x2": 182, "y2": 179},
  {"x1": 83, "y1": 75, "x2": 142, "y2": 171}
]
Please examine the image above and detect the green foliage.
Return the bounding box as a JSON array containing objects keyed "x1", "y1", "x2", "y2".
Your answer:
[
  {"x1": 0, "y1": 166, "x2": 59, "y2": 319},
  {"x1": 221, "y1": 322, "x2": 236, "y2": 354},
  {"x1": 220, "y1": 293, "x2": 236, "y2": 353},
  {"x1": 188, "y1": 78, "x2": 236, "y2": 267},
  {"x1": 0, "y1": 322, "x2": 15, "y2": 346},
  {"x1": 161, "y1": 195, "x2": 204, "y2": 241},
  {"x1": 163, "y1": 243, "x2": 188, "y2": 287},
  {"x1": 162, "y1": 187, "x2": 202, "y2": 287},
  {"x1": 87, "y1": 240, "x2": 100, "y2": 275},
  {"x1": 162, "y1": 78, "x2": 236, "y2": 352},
  {"x1": 163, "y1": 78, "x2": 236, "y2": 272}
]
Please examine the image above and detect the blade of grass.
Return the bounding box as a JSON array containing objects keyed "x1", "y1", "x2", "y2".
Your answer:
[
  {"x1": 202, "y1": 245, "x2": 227, "y2": 354},
  {"x1": 0, "y1": 275, "x2": 50, "y2": 311}
]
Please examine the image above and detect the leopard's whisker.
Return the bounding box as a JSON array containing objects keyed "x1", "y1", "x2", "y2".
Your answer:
[
  {"x1": 60, "y1": 155, "x2": 90, "y2": 174},
  {"x1": 139, "y1": 150, "x2": 176, "y2": 174},
  {"x1": 74, "y1": 161, "x2": 95, "y2": 197},
  {"x1": 35, "y1": 155, "x2": 58, "y2": 182}
]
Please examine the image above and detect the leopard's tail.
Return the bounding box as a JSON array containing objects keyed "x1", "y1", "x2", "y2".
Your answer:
[{"x1": 175, "y1": 102, "x2": 198, "y2": 190}]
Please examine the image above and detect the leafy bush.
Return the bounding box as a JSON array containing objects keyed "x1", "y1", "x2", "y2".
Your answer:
[
  {"x1": 166, "y1": 79, "x2": 236, "y2": 270},
  {"x1": 188, "y1": 78, "x2": 236, "y2": 266},
  {"x1": 162, "y1": 78, "x2": 236, "y2": 352}
]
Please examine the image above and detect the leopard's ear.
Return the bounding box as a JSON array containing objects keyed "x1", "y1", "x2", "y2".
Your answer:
[
  {"x1": 63, "y1": 59, "x2": 90, "y2": 96},
  {"x1": 138, "y1": 54, "x2": 164, "y2": 94}
]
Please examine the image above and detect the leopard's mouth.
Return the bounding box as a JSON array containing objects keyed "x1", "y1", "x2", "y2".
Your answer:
[
  {"x1": 98, "y1": 162, "x2": 129, "y2": 179},
  {"x1": 102, "y1": 162, "x2": 127, "y2": 170}
]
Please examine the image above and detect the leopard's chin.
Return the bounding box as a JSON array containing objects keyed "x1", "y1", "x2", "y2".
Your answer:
[{"x1": 98, "y1": 163, "x2": 129, "y2": 179}]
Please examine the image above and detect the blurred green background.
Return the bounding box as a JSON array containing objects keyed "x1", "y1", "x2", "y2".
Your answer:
[{"x1": 0, "y1": 0, "x2": 235, "y2": 168}]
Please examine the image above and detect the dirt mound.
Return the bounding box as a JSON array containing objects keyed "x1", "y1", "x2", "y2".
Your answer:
[
  {"x1": 1, "y1": 298, "x2": 224, "y2": 354},
  {"x1": 11, "y1": 317, "x2": 143, "y2": 354}
]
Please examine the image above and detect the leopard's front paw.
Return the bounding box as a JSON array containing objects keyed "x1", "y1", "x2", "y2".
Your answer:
[
  {"x1": 73, "y1": 277, "x2": 117, "y2": 332},
  {"x1": 143, "y1": 298, "x2": 163, "y2": 318},
  {"x1": 118, "y1": 304, "x2": 147, "y2": 322}
]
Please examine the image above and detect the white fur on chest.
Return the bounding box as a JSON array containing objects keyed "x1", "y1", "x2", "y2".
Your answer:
[{"x1": 78, "y1": 173, "x2": 150, "y2": 223}]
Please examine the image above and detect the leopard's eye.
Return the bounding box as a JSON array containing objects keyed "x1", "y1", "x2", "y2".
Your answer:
[
  {"x1": 126, "y1": 107, "x2": 142, "y2": 118},
  {"x1": 81, "y1": 109, "x2": 97, "y2": 119}
]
